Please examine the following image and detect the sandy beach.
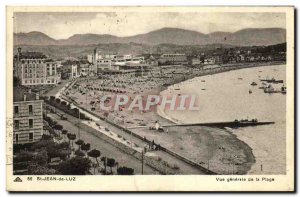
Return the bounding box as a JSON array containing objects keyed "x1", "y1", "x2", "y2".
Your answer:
[{"x1": 66, "y1": 61, "x2": 284, "y2": 174}]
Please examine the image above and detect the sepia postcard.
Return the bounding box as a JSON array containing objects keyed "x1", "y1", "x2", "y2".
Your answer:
[{"x1": 6, "y1": 6, "x2": 295, "y2": 192}]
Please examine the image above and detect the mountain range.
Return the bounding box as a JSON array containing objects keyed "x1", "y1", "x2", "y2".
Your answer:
[{"x1": 14, "y1": 27, "x2": 286, "y2": 46}]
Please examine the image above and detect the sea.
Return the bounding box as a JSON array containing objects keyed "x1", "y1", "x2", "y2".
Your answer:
[{"x1": 162, "y1": 64, "x2": 286, "y2": 174}]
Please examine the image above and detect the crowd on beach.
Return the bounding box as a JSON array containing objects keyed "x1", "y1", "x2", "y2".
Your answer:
[{"x1": 65, "y1": 63, "x2": 266, "y2": 129}]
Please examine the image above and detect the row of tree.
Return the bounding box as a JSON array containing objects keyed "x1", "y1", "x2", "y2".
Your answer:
[{"x1": 42, "y1": 115, "x2": 135, "y2": 175}]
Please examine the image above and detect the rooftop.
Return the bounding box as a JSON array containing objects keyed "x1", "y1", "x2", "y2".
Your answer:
[
  {"x1": 14, "y1": 52, "x2": 47, "y2": 59},
  {"x1": 13, "y1": 87, "x2": 39, "y2": 102}
]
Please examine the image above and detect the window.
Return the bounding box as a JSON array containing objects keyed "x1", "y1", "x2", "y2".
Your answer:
[
  {"x1": 14, "y1": 120, "x2": 19, "y2": 129},
  {"x1": 28, "y1": 105, "x2": 33, "y2": 114},
  {"x1": 29, "y1": 119, "x2": 33, "y2": 128},
  {"x1": 29, "y1": 133, "x2": 34, "y2": 141},
  {"x1": 15, "y1": 134, "x2": 19, "y2": 143},
  {"x1": 14, "y1": 106, "x2": 19, "y2": 114}
]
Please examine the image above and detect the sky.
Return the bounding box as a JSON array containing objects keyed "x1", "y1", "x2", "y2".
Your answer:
[{"x1": 13, "y1": 12, "x2": 286, "y2": 39}]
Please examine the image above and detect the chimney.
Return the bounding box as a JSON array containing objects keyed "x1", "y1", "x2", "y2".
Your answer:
[
  {"x1": 17, "y1": 47, "x2": 22, "y2": 61},
  {"x1": 23, "y1": 93, "x2": 27, "y2": 101},
  {"x1": 36, "y1": 93, "x2": 39, "y2": 100},
  {"x1": 93, "y1": 48, "x2": 97, "y2": 65}
]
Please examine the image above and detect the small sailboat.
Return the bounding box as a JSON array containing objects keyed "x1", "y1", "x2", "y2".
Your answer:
[{"x1": 281, "y1": 85, "x2": 287, "y2": 94}]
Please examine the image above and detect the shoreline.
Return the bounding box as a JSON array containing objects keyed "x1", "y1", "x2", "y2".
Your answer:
[
  {"x1": 64, "y1": 61, "x2": 284, "y2": 174},
  {"x1": 156, "y1": 62, "x2": 284, "y2": 174}
]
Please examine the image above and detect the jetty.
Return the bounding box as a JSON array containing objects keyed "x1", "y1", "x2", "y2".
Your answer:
[
  {"x1": 128, "y1": 120, "x2": 275, "y2": 129},
  {"x1": 162, "y1": 120, "x2": 275, "y2": 128}
]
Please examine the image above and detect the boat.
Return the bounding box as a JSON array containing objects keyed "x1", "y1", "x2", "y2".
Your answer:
[
  {"x1": 238, "y1": 77, "x2": 243, "y2": 80},
  {"x1": 251, "y1": 82, "x2": 257, "y2": 86},
  {"x1": 249, "y1": 90, "x2": 252, "y2": 94},
  {"x1": 260, "y1": 77, "x2": 284, "y2": 84},
  {"x1": 201, "y1": 80, "x2": 206, "y2": 82},
  {"x1": 201, "y1": 88, "x2": 206, "y2": 90},
  {"x1": 264, "y1": 84, "x2": 280, "y2": 93},
  {"x1": 281, "y1": 85, "x2": 287, "y2": 94}
]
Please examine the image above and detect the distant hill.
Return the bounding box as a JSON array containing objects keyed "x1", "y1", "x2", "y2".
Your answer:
[
  {"x1": 224, "y1": 28, "x2": 286, "y2": 46},
  {"x1": 14, "y1": 27, "x2": 286, "y2": 46},
  {"x1": 13, "y1": 31, "x2": 58, "y2": 46}
]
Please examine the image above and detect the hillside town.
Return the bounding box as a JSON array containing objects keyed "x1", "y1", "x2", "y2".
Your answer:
[{"x1": 12, "y1": 42, "x2": 286, "y2": 175}]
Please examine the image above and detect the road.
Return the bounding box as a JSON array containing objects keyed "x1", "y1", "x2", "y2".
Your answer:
[
  {"x1": 46, "y1": 104, "x2": 205, "y2": 175},
  {"x1": 44, "y1": 81, "x2": 207, "y2": 174},
  {"x1": 46, "y1": 108, "x2": 159, "y2": 175}
]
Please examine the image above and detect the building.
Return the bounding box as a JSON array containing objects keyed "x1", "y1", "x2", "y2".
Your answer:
[
  {"x1": 13, "y1": 88, "x2": 43, "y2": 144},
  {"x1": 188, "y1": 57, "x2": 201, "y2": 66},
  {"x1": 158, "y1": 54, "x2": 188, "y2": 65},
  {"x1": 79, "y1": 60, "x2": 94, "y2": 76},
  {"x1": 204, "y1": 57, "x2": 216, "y2": 65},
  {"x1": 60, "y1": 59, "x2": 80, "y2": 79},
  {"x1": 13, "y1": 48, "x2": 61, "y2": 86}
]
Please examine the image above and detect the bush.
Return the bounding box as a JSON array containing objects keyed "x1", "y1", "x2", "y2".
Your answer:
[
  {"x1": 13, "y1": 161, "x2": 28, "y2": 171},
  {"x1": 75, "y1": 150, "x2": 85, "y2": 157},
  {"x1": 117, "y1": 166, "x2": 134, "y2": 175},
  {"x1": 61, "y1": 101, "x2": 67, "y2": 106},
  {"x1": 55, "y1": 98, "x2": 61, "y2": 103},
  {"x1": 50, "y1": 96, "x2": 55, "y2": 101},
  {"x1": 29, "y1": 165, "x2": 57, "y2": 175},
  {"x1": 13, "y1": 143, "x2": 34, "y2": 154},
  {"x1": 57, "y1": 156, "x2": 92, "y2": 175}
]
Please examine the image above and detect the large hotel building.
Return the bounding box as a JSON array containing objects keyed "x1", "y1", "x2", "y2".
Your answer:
[{"x1": 13, "y1": 48, "x2": 61, "y2": 86}]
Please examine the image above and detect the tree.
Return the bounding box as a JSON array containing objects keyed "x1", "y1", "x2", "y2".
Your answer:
[
  {"x1": 88, "y1": 149, "x2": 101, "y2": 173},
  {"x1": 101, "y1": 157, "x2": 107, "y2": 174},
  {"x1": 75, "y1": 150, "x2": 85, "y2": 157},
  {"x1": 53, "y1": 124, "x2": 63, "y2": 136},
  {"x1": 61, "y1": 101, "x2": 67, "y2": 106},
  {"x1": 50, "y1": 96, "x2": 55, "y2": 102},
  {"x1": 57, "y1": 156, "x2": 91, "y2": 175},
  {"x1": 67, "y1": 133, "x2": 76, "y2": 147},
  {"x1": 75, "y1": 139, "x2": 84, "y2": 151},
  {"x1": 106, "y1": 158, "x2": 117, "y2": 174},
  {"x1": 81, "y1": 143, "x2": 91, "y2": 154},
  {"x1": 13, "y1": 76, "x2": 21, "y2": 87},
  {"x1": 62, "y1": 129, "x2": 68, "y2": 141},
  {"x1": 55, "y1": 98, "x2": 61, "y2": 104},
  {"x1": 44, "y1": 116, "x2": 56, "y2": 127},
  {"x1": 14, "y1": 150, "x2": 34, "y2": 163},
  {"x1": 32, "y1": 150, "x2": 48, "y2": 166},
  {"x1": 58, "y1": 148, "x2": 72, "y2": 160},
  {"x1": 117, "y1": 166, "x2": 134, "y2": 175}
]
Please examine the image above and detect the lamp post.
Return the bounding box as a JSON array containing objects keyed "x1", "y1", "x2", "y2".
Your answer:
[
  {"x1": 141, "y1": 150, "x2": 144, "y2": 175},
  {"x1": 78, "y1": 109, "x2": 81, "y2": 140},
  {"x1": 231, "y1": 154, "x2": 238, "y2": 175}
]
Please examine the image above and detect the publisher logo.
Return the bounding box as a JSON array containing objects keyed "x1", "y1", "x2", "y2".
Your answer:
[{"x1": 13, "y1": 177, "x2": 22, "y2": 182}]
